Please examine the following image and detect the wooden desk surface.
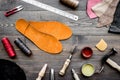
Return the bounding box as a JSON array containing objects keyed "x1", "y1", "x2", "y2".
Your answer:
[{"x1": 0, "y1": 0, "x2": 120, "y2": 80}]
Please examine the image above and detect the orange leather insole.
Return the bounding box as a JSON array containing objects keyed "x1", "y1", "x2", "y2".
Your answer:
[
  {"x1": 29, "y1": 20, "x2": 72, "y2": 40},
  {"x1": 16, "y1": 19, "x2": 62, "y2": 54}
]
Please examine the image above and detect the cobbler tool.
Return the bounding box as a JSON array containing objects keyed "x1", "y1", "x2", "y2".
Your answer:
[
  {"x1": 14, "y1": 38, "x2": 32, "y2": 56},
  {"x1": 1, "y1": 37, "x2": 16, "y2": 58},
  {"x1": 22, "y1": 0, "x2": 78, "y2": 21},
  {"x1": 100, "y1": 48, "x2": 120, "y2": 73},
  {"x1": 50, "y1": 69, "x2": 55, "y2": 80},
  {"x1": 59, "y1": 46, "x2": 77, "y2": 76},
  {"x1": 4, "y1": 5, "x2": 24, "y2": 17},
  {"x1": 36, "y1": 64, "x2": 48, "y2": 80},
  {"x1": 72, "y1": 69, "x2": 80, "y2": 80}
]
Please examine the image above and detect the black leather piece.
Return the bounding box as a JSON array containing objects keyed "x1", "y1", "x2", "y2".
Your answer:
[
  {"x1": 0, "y1": 59, "x2": 26, "y2": 80},
  {"x1": 109, "y1": 25, "x2": 120, "y2": 34},
  {"x1": 108, "y1": 0, "x2": 120, "y2": 34}
]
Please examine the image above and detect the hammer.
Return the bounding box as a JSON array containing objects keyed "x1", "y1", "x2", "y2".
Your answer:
[{"x1": 100, "y1": 48, "x2": 120, "y2": 72}]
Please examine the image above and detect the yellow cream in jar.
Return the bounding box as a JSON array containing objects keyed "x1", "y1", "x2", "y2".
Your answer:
[{"x1": 81, "y1": 63, "x2": 95, "y2": 77}]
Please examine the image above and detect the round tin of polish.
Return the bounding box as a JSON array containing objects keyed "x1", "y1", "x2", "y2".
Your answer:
[
  {"x1": 81, "y1": 63, "x2": 95, "y2": 77},
  {"x1": 81, "y1": 47, "x2": 93, "y2": 58}
]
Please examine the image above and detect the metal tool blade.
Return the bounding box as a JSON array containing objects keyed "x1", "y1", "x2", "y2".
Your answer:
[
  {"x1": 69, "y1": 46, "x2": 77, "y2": 60},
  {"x1": 16, "y1": 5, "x2": 23, "y2": 9},
  {"x1": 50, "y1": 69, "x2": 54, "y2": 80},
  {"x1": 72, "y1": 69, "x2": 80, "y2": 80}
]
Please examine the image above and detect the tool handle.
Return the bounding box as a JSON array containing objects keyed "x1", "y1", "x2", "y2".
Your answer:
[
  {"x1": 4, "y1": 10, "x2": 17, "y2": 17},
  {"x1": 106, "y1": 58, "x2": 120, "y2": 72},
  {"x1": 59, "y1": 59, "x2": 71, "y2": 76},
  {"x1": 36, "y1": 64, "x2": 47, "y2": 80},
  {"x1": 73, "y1": 73, "x2": 80, "y2": 80},
  {"x1": 36, "y1": 77, "x2": 42, "y2": 80}
]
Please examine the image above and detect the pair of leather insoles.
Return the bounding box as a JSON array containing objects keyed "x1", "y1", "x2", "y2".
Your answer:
[{"x1": 16, "y1": 19, "x2": 72, "y2": 54}]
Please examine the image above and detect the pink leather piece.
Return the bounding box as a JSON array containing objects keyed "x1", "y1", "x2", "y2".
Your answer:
[{"x1": 87, "y1": 0, "x2": 102, "y2": 19}]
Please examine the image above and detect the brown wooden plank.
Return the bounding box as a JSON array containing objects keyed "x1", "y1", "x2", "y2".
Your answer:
[{"x1": 0, "y1": 0, "x2": 120, "y2": 80}]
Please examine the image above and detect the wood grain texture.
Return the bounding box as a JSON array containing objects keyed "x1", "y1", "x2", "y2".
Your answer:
[{"x1": 0, "y1": 0, "x2": 120, "y2": 80}]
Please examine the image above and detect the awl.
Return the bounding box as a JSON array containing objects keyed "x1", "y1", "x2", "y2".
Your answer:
[
  {"x1": 59, "y1": 46, "x2": 77, "y2": 76},
  {"x1": 36, "y1": 64, "x2": 48, "y2": 80}
]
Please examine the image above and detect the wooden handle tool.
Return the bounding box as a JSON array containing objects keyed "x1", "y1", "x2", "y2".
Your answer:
[
  {"x1": 59, "y1": 46, "x2": 77, "y2": 76},
  {"x1": 99, "y1": 48, "x2": 118, "y2": 73},
  {"x1": 59, "y1": 58, "x2": 71, "y2": 76},
  {"x1": 106, "y1": 58, "x2": 120, "y2": 72},
  {"x1": 36, "y1": 64, "x2": 48, "y2": 80}
]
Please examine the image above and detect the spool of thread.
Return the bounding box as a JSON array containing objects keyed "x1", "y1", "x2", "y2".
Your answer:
[
  {"x1": 60, "y1": 0, "x2": 79, "y2": 9},
  {"x1": 1, "y1": 37, "x2": 16, "y2": 58},
  {"x1": 14, "y1": 38, "x2": 32, "y2": 56}
]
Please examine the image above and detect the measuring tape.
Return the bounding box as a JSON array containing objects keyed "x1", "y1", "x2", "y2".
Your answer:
[{"x1": 22, "y1": 0, "x2": 78, "y2": 21}]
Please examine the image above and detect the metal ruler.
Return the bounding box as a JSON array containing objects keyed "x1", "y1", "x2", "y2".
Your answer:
[{"x1": 22, "y1": 0, "x2": 79, "y2": 21}]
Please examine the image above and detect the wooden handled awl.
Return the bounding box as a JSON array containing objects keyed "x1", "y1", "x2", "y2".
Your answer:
[
  {"x1": 36, "y1": 64, "x2": 48, "y2": 80},
  {"x1": 59, "y1": 46, "x2": 77, "y2": 76},
  {"x1": 59, "y1": 58, "x2": 71, "y2": 76}
]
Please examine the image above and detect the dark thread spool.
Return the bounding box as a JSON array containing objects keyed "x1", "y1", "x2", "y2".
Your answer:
[
  {"x1": 14, "y1": 38, "x2": 32, "y2": 56},
  {"x1": 1, "y1": 37, "x2": 16, "y2": 58},
  {"x1": 60, "y1": 0, "x2": 79, "y2": 9}
]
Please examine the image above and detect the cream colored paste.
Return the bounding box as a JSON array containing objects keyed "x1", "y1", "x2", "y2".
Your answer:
[{"x1": 82, "y1": 64, "x2": 95, "y2": 77}]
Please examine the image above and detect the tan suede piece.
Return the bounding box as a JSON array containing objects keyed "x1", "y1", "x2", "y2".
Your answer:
[
  {"x1": 97, "y1": 0, "x2": 119, "y2": 27},
  {"x1": 92, "y1": 0, "x2": 113, "y2": 17},
  {"x1": 29, "y1": 21, "x2": 72, "y2": 40},
  {"x1": 96, "y1": 39, "x2": 107, "y2": 51},
  {"x1": 16, "y1": 19, "x2": 62, "y2": 54}
]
